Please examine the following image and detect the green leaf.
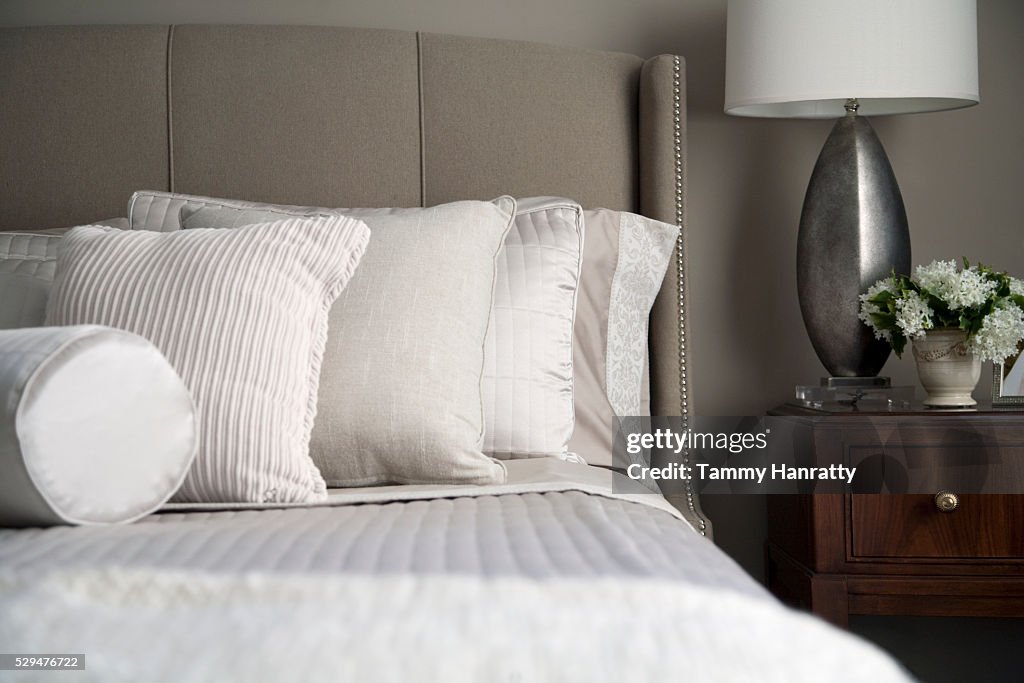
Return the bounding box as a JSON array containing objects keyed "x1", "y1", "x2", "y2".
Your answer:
[
  {"x1": 869, "y1": 290, "x2": 897, "y2": 306},
  {"x1": 869, "y1": 312, "x2": 896, "y2": 330},
  {"x1": 891, "y1": 334, "x2": 906, "y2": 357},
  {"x1": 960, "y1": 311, "x2": 981, "y2": 336}
]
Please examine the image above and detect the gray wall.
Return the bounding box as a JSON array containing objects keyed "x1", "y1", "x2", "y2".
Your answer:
[{"x1": 3, "y1": 0, "x2": 1022, "y2": 582}]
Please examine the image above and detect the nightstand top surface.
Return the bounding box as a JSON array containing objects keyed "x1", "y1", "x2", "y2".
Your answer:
[{"x1": 771, "y1": 401, "x2": 1024, "y2": 418}]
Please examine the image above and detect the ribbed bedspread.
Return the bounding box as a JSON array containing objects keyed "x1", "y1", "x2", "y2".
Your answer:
[{"x1": 0, "y1": 491, "x2": 762, "y2": 595}]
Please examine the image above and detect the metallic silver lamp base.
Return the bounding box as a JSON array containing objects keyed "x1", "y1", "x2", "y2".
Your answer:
[{"x1": 798, "y1": 100, "x2": 911, "y2": 378}]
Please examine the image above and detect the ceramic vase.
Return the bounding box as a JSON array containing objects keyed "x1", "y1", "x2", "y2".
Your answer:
[{"x1": 911, "y1": 328, "x2": 981, "y2": 407}]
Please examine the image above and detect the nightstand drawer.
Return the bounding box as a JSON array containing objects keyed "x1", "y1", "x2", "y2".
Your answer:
[
  {"x1": 767, "y1": 406, "x2": 1024, "y2": 625},
  {"x1": 850, "y1": 494, "x2": 1024, "y2": 559}
]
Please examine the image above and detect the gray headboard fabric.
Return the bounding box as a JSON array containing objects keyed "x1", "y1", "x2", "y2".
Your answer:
[{"x1": 0, "y1": 24, "x2": 707, "y2": 535}]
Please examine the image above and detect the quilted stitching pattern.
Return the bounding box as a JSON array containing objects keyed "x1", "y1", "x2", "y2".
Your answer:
[
  {"x1": 482, "y1": 199, "x2": 583, "y2": 459},
  {"x1": 0, "y1": 493, "x2": 764, "y2": 596},
  {"x1": 0, "y1": 233, "x2": 59, "y2": 276},
  {"x1": 128, "y1": 192, "x2": 190, "y2": 233},
  {"x1": 0, "y1": 233, "x2": 61, "y2": 329},
  {"x1": 129, "y1": 190, "x2": 334, "y2": 233}
]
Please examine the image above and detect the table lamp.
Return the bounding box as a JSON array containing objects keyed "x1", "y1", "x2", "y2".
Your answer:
[{"x1": 725, "y1": 0, "x2": 979, "y2": 384}]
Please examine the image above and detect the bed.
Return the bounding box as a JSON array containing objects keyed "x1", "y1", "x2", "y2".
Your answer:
[{"x1": 0, "y1": 25, "x2": 911, "y2": 682}]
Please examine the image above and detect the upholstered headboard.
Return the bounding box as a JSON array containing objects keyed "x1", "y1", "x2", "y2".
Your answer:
[{"x1": 0, "y1": 24, "x2": 706, "y2": 534}]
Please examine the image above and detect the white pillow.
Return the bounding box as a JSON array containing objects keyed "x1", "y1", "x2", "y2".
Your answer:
[
  {"x1": 155, "y1": 193, "x2": 585, "y2": 464},
  {"x1": 0, "y1": 220, "x2": 130, "y2": 331},
  {"x1": 46, "y1": 217, "x2": 370, "y2": 503},
  {"x1": 0, "y1": 325, "x2": 196, "y2": 527},
  {"x1": 0, "y1": 233, "x2": 60, "y2": 330},
  {"x1": 130, "y1": 192, "x2": 318, "y2": 232},
  {"x1": 482, "y1": 198, "x2": 584, "y2": 459},
  {"x1": 137, "y1": 191, "x2": 679, "y2": 471},
  {"x1": 167, "y1": 193, "x2": 514, "y2": 487}
]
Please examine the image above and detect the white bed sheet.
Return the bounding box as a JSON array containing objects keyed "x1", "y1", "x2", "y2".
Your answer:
[{"x1": 163, "y1": 458, "x2": 681, "y2": 517}]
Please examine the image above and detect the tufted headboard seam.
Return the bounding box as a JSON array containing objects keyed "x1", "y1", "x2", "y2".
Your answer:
[
  {"x1": 415, "y1": 31, "x2": 427, "y2": 207},
  {"x1": 166, "y1": 25, "x2": 176, "y2": 193}
]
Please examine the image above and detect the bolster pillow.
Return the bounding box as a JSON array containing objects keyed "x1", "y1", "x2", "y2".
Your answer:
[{"x1": 0, "y1": 325, "x2": 196, "y2": 527}]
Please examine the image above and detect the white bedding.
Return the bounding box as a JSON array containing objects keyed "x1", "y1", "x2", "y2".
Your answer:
[
  {"x1": 0, "y1": 461, "x2": 912, "y2": 682},
  {"x1": 0, "y1": 570, "x2": 910, "y2": 683},
  {"x1": 163, "y1": 458, "x2": 683, "y2": 517}
]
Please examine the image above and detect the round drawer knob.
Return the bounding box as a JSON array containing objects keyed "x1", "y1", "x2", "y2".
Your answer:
[{"x1": 934, "y1": 491, "x2": 959, "y2": 513}]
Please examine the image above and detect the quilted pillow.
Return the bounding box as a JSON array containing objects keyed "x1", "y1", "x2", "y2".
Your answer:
[
  {"x1": 130, "y1": 191, "x2": 331, "y2": 232},
  {"x1": 0, "y1": 233, "x2": 60, "y2": 330},
  {"x1": 0, "y1": 220, "x2": 129, "y2": 330},
  {"x1": 569, "y1": 210, "x2": 679, "y2": 468},
  {"x1": 45, "y1": 217, "x2": 370, "y2": 503},
  {"x1": 171, "y1": 193, "x2": 513, "y2": 487},
  {"x1": 482, "y1": 198, "x2": 584, "y2": 459}
]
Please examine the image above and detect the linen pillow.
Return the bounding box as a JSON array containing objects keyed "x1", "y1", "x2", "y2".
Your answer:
[
  {"x1": 0, "y1": 325, "x2": 196, "y2": 527},
  {"x1": 569, "y1": 209, "x2": 679, "y2": 467},
  {"x1": 482, "y1": 197, "x2": 584, "y2": 459},
  {"x1": 45, "y1": 216, "x2": 370, "y2": 503},
  {"x1": 174, "y1": 194, "x2": 513, "y2": 487}
]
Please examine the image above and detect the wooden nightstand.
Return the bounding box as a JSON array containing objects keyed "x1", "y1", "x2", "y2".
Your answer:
[{"x1": 765, "y1": 403, "x2": 1024, "y2": 627}]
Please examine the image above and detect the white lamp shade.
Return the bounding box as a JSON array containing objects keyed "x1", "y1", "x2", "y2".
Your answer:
[{"x1": 725, "y1": 0, "x2": 979, "y2": 118}]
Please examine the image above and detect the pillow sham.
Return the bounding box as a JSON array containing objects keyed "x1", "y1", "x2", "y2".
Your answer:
[
  {"x1": 0, "y1": 233, "x2": 60, "y2": 330},
  {"x1": 0, "y1": 220, "x2": 129, "y2": 330},
  {"x1": 175, "y1": 194, "x2": 513, "y2": 487},
  {"x1": 482, "y1": 197, "x2": 583, "y2": 459},
  {"x1": 45, "y1": 217, "x2": 370, "y2": 503},
  {"x1": 569, "y1": 209, "x2": 679, "y2": 468},
  {"x1": 0, "y1": 325, "x2": 196, "y2": 527},
  {"x1": 131, "y1": 191, "x2": 328, "y2": 232},
  {"x1": 21, "y1": 217, "x2": 130, "y2": 235}
]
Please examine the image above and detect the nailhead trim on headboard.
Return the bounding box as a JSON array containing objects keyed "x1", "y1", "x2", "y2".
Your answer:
[{"x1": 673, "y1": 56, "x2": 706, "y2": 536}]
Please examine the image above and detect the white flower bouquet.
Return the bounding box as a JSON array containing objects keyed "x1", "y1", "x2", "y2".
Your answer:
[{"x1": 859, "y1": 259, "x2": 1024, "y2": 364}]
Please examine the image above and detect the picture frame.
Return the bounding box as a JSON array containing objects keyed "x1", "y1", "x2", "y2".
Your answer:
[{"x1": 993, "y1": 345, "x2": 1024, "y2": 407}]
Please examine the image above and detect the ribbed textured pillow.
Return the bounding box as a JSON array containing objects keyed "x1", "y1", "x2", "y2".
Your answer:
[
  {"x1": 569, "y1": 210, "x2": 679, "y2": 467},
  {"x1": 482, "y1": 198, "x2": 584, "y2": 459},
  {"x1": 173, "y1": 194, "x2": 513, "y2": 487},
  {"x1": 45, "y1": 217, "x2": 370, "y2": 503}
]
